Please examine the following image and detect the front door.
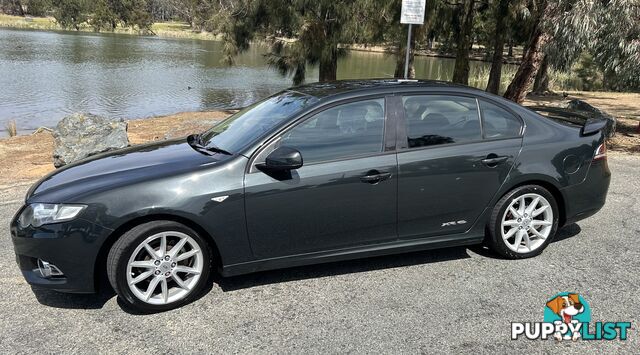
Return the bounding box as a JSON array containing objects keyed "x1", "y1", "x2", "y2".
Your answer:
[
  {"x1": 244, "y1": 97, "x2": 398, "y2": 259},
  {"x1": 396, "y1": 94, "x2": 523, "y2": 238}
]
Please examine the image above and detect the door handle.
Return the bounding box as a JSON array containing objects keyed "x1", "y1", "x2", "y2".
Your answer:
[
  {"x1": 360, "y1": 171, "x2": 392, "y2": 184},
  {"x1": 481, "y1": 155, "x2": 509, "y2": 167}
]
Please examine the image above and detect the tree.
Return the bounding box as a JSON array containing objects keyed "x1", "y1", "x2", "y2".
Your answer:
[
  {"x1": 503, "y1": 0, "x2": 551, "y2": 103},
  {"x1": 91, "y1": 0, "x2": 153, "y2": 32},
  {"x1": 0, "y1": 0, "x2": 25, "y2": 15},
  {"x1": 51, "y1": 0, "x2": 89, "y2": 30},
  {"x1": 590, "y1": 0, "x2": 640, "y2": 90},
  {"x1": 485, "y1": 0, "x2": 511, "y2": 94},
  {"x1": 451, "y1": 0, "x2": 477, "y2": 84},
  {"x1": 216, "y1": 0, "x2": 378, "y2": 84}
]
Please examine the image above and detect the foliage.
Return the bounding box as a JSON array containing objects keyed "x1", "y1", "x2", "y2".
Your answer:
[
  {"x1": 51, "y1": 0, "x2": 88, "y2": 30},
  {"x1": 590, "y1": 0, "x2": 640, "y2": 90},
  {"x1": 90, "y1": 0, "x2": 153, "y2": 31},
  {"x1": 543, "y1": 0, "x2": 639, "y2": 91},
  {"x1": 574, "y1": 52, "x2": 603, "y2": 91}
]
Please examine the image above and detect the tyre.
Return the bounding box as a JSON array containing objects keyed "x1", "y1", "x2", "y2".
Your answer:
[
  {"x1": 107, "y1": 220, "x2": 212, "y2": 313},
  {"x1": 486, "y1": 185, "x2": 559, "y2": 259}
]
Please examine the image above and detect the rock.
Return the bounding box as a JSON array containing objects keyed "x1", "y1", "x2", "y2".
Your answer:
[
  {"x1": 565, "y1": 99, "x2": 617, "y2": 138},
  {"x1": 52, "y1": 113, "x2": 129, "y2": 167}
]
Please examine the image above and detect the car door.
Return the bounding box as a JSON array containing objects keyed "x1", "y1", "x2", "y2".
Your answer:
[
  {"x1": 396, "y1": 94, "x2": 523, "y2": 239},
  {"x1": 244, "y1": 97, "x2": 398, "y2": 259}
]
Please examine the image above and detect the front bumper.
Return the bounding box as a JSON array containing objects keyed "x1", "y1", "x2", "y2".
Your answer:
[{"x1": 10, "y1": 208, "x2": 113, "y2": 293}]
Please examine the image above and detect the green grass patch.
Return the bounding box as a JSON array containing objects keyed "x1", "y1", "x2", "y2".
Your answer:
[{"x1": 0, "y1": 14, "x2": 220, "y2": 40}]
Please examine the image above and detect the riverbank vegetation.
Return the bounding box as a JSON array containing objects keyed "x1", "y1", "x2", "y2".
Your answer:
[{"x1": 1, "y1": 0, "x2": 639, "y2": 102}]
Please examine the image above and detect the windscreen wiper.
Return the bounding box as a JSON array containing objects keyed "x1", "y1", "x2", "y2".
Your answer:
[{"x1": 188, "y1": 134, "x2": 233, "y2": 156}]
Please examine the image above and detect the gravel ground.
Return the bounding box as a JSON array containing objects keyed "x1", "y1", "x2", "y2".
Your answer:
[{"x1": 0, "y1": 153, "x2": 637, "y2": 354}]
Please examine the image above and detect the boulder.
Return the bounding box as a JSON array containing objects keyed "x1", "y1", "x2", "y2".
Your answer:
[{"x1": 52, "y1": 113, "x2": 129, "y2": 167}]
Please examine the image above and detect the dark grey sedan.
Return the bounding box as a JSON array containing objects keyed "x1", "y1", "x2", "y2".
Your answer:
[{"x1": 10, "y1": 80, "x2": 610, "y2": 312}]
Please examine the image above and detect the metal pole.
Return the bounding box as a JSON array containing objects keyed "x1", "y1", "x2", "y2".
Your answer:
[{"x1": 404, "y1": 24, "x2": 412, "y2": 79}]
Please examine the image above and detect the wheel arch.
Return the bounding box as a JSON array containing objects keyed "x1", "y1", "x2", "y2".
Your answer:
[
  {"x1": 94, "y1": 213, "x2": 223, "y2": 292},
  {"x1": 498, "y1": 178, "x2": 566, "y2": 227}
]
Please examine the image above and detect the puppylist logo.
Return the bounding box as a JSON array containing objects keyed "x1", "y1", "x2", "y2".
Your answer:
[{"x1": 511, "y1": 293, "x2": 631, "y2": 341}]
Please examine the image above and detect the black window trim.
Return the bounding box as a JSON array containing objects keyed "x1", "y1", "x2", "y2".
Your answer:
[
  {"x1": 477, "y1": 98, "x2": 525, "y2": 139},
  {"x1": 395, "y1": 92, "x2": 525, "y2": 153},
  {"x1": 247, "y1": 94, "x2": 395, "y2": 173}
]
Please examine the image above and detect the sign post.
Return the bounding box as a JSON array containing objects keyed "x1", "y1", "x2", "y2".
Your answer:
[{"x1": 400, "y1": 0, "x2": 426, "y2": 79}]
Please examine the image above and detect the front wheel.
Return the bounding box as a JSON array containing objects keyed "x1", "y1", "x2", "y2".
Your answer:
[
  {"x1": 107, "y1": 221, "x2": 212, "y2": 313},
  {"x1": 487, "y1": 185, "x2": 559, "y2": 259}
]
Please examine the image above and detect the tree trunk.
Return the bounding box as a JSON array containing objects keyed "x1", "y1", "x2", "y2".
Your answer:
[
  {"x1": 318, "y1": 47, "x2": 338, "y2": 82},
  {"x1": 13, "y1": 0, "x2": 24, "y2": 16},
  {"x1": 452, "y1": 0, "x2": 476, "y2": 85},
  {"x1": 486, "y1": 0, "x2": 510, "y2": 94},
  {"x1": 532, "y1": 54, "x2": 550, "y2": 94},
  {"x1": 508, "y1": 38, "x2": 513, "y2": 57},
  {"x1": 503, "y1": 0, "x2": 551, "y2": 103},
  {"x1": 394, "y1": 25, "x2": 417, "y2": 79}
]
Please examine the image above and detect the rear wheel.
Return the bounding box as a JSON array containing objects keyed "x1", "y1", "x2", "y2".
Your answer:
[
  {"x1": 107, "y1": 221, "x2": 212, "y2": 313},
  {"x1": 487, "y1": 185, "x2": 559, "y2": 259}
]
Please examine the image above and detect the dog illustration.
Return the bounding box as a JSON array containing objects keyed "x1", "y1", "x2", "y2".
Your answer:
[{"x1": 546, "y1": 293, "x2": 585, "y2": 341}]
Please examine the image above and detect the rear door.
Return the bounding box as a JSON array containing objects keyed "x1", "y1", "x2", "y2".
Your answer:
[{"x1": 396, "y1": 94, "x2": 523, "y2": 239}]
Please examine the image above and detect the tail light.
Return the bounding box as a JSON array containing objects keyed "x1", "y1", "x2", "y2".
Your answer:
[{"x1": 593, "y1": 143, "x2": 607, "y2": 161}]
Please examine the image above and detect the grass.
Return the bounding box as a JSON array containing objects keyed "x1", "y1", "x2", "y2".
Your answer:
[
  {"x1": 0, "y1": 14, "x2": 59, "y2": 30},
  {"x1": 0, "y1": 14, "x2": 220, "y2": 40},
  {"x1": 465, "y1": 65, "x2": 583, "y2": 93},
  {"x1": 5, "y1": 120, "x2": 17, "y2": 137}
]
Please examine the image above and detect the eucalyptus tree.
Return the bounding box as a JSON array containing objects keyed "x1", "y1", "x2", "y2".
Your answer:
[
  {"x1": 504, "y1": 0, "x2": 639, "y2": 102},
  {"x1": 590, "y1": 0, "x2": 640, "y2": 90},
  {"x1": 502, "y1": 0, "x2": 552, "y2": 103},
  {"x1": 486, "y1": 0, "x2": 522, "y2": 94}
]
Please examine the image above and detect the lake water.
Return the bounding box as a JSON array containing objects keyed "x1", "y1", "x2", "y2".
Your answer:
[{"x1": 0, "y1": 28, "x2": 511, "y2": 135}]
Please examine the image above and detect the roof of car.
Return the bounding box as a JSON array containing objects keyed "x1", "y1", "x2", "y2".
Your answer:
[{"x1": 288, "y1": 79, "x2": 472, "y2": 98}]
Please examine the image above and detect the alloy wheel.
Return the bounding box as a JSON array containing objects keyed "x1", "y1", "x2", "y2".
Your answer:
[
  {"x1": 500, "y1": 193, "x2": 553, "y2": 253},
  {"x1": 126, "y1": 231, "x2": 204, "y2": 305}
]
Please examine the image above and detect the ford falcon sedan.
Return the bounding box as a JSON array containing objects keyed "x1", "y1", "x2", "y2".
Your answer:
[{"x1": 10, "y1": 79, "x2": 611, "y2": 312}]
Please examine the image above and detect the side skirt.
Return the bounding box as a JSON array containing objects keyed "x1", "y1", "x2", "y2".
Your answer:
[{"x1": 220, "y1": 233, "x2": 485, "y2": 277}]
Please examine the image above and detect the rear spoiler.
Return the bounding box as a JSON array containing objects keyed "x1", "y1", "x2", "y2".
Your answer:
[
  {"x1": 581, "y1": 118, "x2": 608, "y2": 136},
  {"x1": 528, "y1": 105, "x2": 614, "y2": 138}
]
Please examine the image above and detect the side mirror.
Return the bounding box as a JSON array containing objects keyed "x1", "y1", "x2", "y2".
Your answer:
[{"x1": 258, "y1": 146, "x2": 303, "y2": 171}]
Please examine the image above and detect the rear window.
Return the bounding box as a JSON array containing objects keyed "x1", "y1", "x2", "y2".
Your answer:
[{"x1": 479, "y1": 100, "x2": 522, "y2": 138}]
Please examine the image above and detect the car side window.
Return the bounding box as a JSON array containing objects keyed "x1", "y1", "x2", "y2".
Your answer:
[
  {"x1": 402, "y1": 95, "x2": 481, "y2": 148},
  {"x1": 280, "y1": 98, "x2": 385, "y2": 164},
  {"x1": 479, "y1": 100, "x2": 522, "y2": 139}
]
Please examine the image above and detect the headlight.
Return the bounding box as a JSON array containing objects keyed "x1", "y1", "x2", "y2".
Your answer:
[{"x1": 18, "y1": 203, "x2": 86, "y2": 228}]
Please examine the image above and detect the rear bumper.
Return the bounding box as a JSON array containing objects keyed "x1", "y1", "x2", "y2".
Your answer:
[
  {"x1": 560, "y1": 159, "x2": 611, "y2": 226},
  {"x1": 10, "y1": 208, "x2": 113, "y2": 294}
]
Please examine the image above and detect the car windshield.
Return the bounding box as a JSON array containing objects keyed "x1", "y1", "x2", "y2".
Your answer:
[{"x1": 201, "y1": 91, "x2": 318, "y2": 153}]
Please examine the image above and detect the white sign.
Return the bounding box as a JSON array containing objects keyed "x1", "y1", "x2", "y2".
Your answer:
[{"x1": 401, "y1": 0, "x2": 426, "y2": 25}]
